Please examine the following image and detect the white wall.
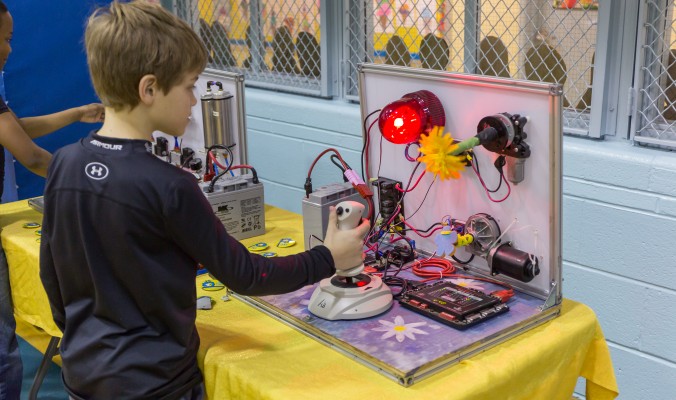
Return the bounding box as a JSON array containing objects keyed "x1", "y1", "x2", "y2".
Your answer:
[{"x1": 245, "y1": 87, "x2": 676, "y2": 400}]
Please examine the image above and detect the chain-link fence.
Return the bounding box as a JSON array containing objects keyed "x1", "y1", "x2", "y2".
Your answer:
[
  {"x1": 174, "y1": 1, "x2": 599, "y2": 135},
  {"x1": 635, "y1": 0, "x2": 676, "y2": 149},
  {"x1": 176, "y1": 0, "x2": 323, "y2": 95},
  {"x1": 346, "y1": 0, "x2": 598, "y2": 136}
]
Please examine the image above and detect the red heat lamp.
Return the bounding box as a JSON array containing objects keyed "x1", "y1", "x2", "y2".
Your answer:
[{"x1": 378, "y1": 90, "x2": 446, "y2": 144}]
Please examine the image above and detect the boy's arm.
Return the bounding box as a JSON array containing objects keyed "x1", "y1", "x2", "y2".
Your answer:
[
  {"x1": 164, "y1": 176, "x2": 337, "y2": 296},
  {"x1": 15, "y1": 103, "x2": 104, "y2": 139},
  {"x1": 0, "y1": 111, "x2": 51, "y2": 177}
]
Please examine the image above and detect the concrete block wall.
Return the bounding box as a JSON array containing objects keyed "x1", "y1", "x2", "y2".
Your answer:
[{"x1": 246, "y1": 88, "x2": 676, "y2": 399}]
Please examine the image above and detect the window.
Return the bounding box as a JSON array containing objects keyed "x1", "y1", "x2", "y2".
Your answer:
[
  {"x1": 345, "y1": 0, "x2": 598, "y2": 137},
  {"x1": 172, "y1": 0, "x2": 676, "y2": 148},
  {"x1": 176, "y1": 0, "x2": 329, "y2": 96}
]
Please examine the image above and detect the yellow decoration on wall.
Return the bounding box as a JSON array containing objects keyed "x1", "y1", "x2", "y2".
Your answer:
[{"x1": 417, "y1": 126, "x2": 466, "y2": 180}]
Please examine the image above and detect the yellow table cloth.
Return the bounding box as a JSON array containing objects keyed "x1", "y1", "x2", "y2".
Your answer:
[
  {"x1": 1, "y1": 199, "x2": 60, "y2": 338},
  {"x1": 1, "y1": 201, "x2": 618, "y2": 399}
]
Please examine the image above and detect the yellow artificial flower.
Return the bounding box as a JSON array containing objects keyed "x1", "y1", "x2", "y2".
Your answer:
[{"x1": 417, "y1": 126, "x2": 466, "y2": 180}]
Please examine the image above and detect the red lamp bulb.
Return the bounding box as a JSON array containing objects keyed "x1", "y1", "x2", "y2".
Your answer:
[{"x1": 378, "y1": 90, "x2": 446, "y2": 144}]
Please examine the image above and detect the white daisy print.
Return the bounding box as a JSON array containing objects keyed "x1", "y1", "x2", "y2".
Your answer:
[
  {"x1": 450, "y1": 278, "x2": 485, "y2": 291},
  {"x1": 372, "y1": 315, "x2": 429, "y2": 342}
]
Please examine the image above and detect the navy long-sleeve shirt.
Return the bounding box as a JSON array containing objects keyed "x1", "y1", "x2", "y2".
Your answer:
[{"x1": 39, "y1": 132, "x2": 335, "y2": 400}]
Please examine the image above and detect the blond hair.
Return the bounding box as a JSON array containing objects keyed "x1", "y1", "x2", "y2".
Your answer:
[{"x1": 85, "y1": 1, "x2": 208, "y2": 111}]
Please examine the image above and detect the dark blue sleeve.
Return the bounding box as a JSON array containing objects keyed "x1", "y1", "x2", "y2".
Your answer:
[
  {"x1": 0, "y1": 95, "x2": 9, "y2": 115},
  {"x1": 162, "y1": 175, "x2": 336, "y2": 296}
]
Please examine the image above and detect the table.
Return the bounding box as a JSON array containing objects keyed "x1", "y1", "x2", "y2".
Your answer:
[{"x1": 1, "y1": 200, "x2": 619, "y2": 400}]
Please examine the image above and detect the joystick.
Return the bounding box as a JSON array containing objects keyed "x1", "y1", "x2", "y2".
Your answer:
[
  {"x1": 334, "y1": 202, "x2": 365, "y2": 277},
  {"x1": 308, "y1": 201, "x2": 393, "y2": 320}
]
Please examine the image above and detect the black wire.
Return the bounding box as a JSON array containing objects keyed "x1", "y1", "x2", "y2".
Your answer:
[
  {"x1": 382, "y1": 276, "x2": 409, "y2": 299},
  {"x1": 361, "y1": 109, "x2": 382, "y2": 181},
  {"x1": 206, "y1": 144, "x2": 237, "y2": 193},
  {"x1": 403, "y1": 175, "x2": 436, "y2": 220},
  {"x1": 395, "y1": 162, "x2": 422, "y2": 209},
  {"x1": 400, "y1": 221, "x2": 442, "y2": 234},
  {"x1": 367, "y1": 163, "x2": 420, "y2": 244},
  {"x1": 377, "y1": 134, "x2": 384, "y2": 179},
  {"x1": 206, "y1": 143, "x2": 235, "y2": 172},
  {"x1": 452, "y1": 253, "x2": 475, "y2": 265},
  {"x1": 181, "y1": 154, "x2": 194, "y2": 168},
  {"x1": 473, "y1": 152, "x2": 503, "y2": 193},
  {"x1": 330, "y1": 154, "x2": 350, "y2": 180},
  {"x1": 308, "y1": 234, "x2": 324, "y2": 249}
]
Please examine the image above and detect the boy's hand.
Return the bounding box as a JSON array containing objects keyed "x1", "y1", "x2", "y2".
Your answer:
[
  {"x1": 322, "y1": 206, "x2": 370, "y2": 271},
  {"x1": 78, "y1": 103, "x2": 105, "y2": 123}
]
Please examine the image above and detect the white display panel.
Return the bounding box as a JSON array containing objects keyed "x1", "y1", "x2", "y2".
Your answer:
[
  {"x1": 154, "y1": 68, "x2": 247, "y2": 165},
  {"x1": 359, "y1": 63, "x2": 562, "y2": 301}
]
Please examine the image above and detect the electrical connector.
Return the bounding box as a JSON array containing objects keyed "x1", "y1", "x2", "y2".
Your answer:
[
  {"x1": 304, "y1": 178, "x2": 313, "y2": 198},
  {"x1": 491, "y1": 289, "x2": 514, "y2": 303},
  {"x1": 344, "y1": 169, "x2": 373, "y2": 198}
]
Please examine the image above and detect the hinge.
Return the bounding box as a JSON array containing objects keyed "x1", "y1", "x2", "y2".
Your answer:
[{"x1": 627, "y1": 86, "x2": 636, "y2": 116}]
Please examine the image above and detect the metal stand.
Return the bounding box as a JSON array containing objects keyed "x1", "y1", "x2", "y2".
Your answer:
[{"x1": 28, "y1": 335, "x2": 60, "y2": 400}]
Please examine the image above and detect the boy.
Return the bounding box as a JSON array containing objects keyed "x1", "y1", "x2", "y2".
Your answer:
[{"x1": 39, "y1": 2, "x2": 369, "y2": 399}]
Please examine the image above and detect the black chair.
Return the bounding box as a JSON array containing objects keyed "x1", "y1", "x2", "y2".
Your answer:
[
  {"x1": 477, "y1": 36, "x2": 510, "y2": 77},
  {"x1": 661, "y1": 49, "x2": 676, "y2": 120},
  {"x1": 28, "y1": 336, "x2": 60, "y2": 400},
  {"x1": 241, "y1": 26, "x2": 268, "y2": 70},
  {"x1": 272, "y1": 26, "x2": 299, "y2": 74},
  {"x1": 199, "y1": 19, "x2": 214, "y2": 64},
  {"x1": 419, "y1": 34, "x2": 449, "y2": 70},
  {"x1": 385, "y1": 35, "x2": 410, "y2": 67},
  {"x1": 296, "y1": 31, "x2": 320, "y2": 77},
  {"x1": 525, "y1": 42, "x2": 570, "y2": 107},
  {"x1": 210, "y1": 22, "x2": 237, "y2": 68}
]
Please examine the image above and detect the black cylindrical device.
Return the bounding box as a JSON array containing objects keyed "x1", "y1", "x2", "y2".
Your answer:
[{"x1": 487, "y1": 243, "x2": 539, "y2": 282}]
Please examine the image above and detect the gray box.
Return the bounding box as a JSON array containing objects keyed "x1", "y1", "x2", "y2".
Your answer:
[
  {"x1": 301, "y1": 182, "x2": 368, "y2": 250},
  {"x1": 201, "y1": 174, "x2": 265, "y2": 240}
]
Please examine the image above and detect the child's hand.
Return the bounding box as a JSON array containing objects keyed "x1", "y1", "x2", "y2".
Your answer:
[
  {"x1": 322, "y1": 206, "x2": 370, "y2": 271},
  {"x1": 79, "y1": 103, "x2": 105, "y2": 123}
]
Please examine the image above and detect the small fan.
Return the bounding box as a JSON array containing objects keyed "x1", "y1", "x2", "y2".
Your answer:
[{"x1": 465, "y1": 213, "x2": 501, "y2": 257}]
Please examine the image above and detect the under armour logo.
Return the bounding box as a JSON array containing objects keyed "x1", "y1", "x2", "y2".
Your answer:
[{"x1": 85, "y1": 162, "x2": 109, "y2": 180}]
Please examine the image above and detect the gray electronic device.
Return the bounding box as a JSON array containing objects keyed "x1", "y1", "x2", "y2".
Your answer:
[
  {"x1": 201, "y1": 174, "x2": 265, "y2": 240},
  {"x1": 28, "y1": 197, "x2": 45, "y2": 213},
  {"x1": 301, "y1": 182, "x2": 368, "y2": 250}
]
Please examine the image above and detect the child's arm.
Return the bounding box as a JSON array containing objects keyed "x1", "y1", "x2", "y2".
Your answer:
[
  {"x1": 164, "y1": 176, "x2": 353, "y2": 295},
  {"x1": 0, "y1": 111, "x2": 51, "y2": 177},
  {"x1": 14, "y1": 103, "x2": 104, "y2": 139}
]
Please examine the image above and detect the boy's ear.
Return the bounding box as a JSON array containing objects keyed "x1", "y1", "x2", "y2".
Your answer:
[{"x1": 138, "y1": 74, "x2": 158, "y2": 105}]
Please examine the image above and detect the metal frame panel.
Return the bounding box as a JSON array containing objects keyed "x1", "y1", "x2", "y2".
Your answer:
[{"x1": 358, "y1": 63, "x2": 562, "y2": 301}]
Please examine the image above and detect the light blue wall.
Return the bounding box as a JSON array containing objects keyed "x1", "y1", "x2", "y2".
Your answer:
[{"x1": 246, "y1": 88, "x2": 676, "y2": 399}]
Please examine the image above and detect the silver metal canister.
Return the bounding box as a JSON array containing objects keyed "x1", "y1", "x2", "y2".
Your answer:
[
  {"x1": 211, "y1": 86, "x2": 234, "y2": 148},
  {"x1": 201, "y1": 81, "x2": 217, "y2": 148}
]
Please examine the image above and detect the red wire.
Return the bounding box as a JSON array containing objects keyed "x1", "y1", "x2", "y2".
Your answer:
[
  {"x1": 307, "y1": 148, "x2": 349, "y2": 179},
  {"x1": 394, "y1": 168, "x2": 426, "y2": 193},
  {"x1": 399, "y1": 218, "x2": 442, "y2": 238},
  {"x1": 228, "y1": 164, "x2": 253, "y2": 171},
  {"x1": 208, "y1": 151, "x2": 228, "y2": 170},
  {"x1": 410, "y1": 258, "x2": 515, "y2": 301},
  {"x1": 411, "y1": 257, "x2": 456, "y2": 281},
  {"x1": 411, "y1": 258, "x2": 514, "y2": 303},
  {"x1": 471, "y1": 160, "x2": 511, "y2": 202},
  {"x1": 366, "y1": 196, "x2": 375, "y2": 224}
]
